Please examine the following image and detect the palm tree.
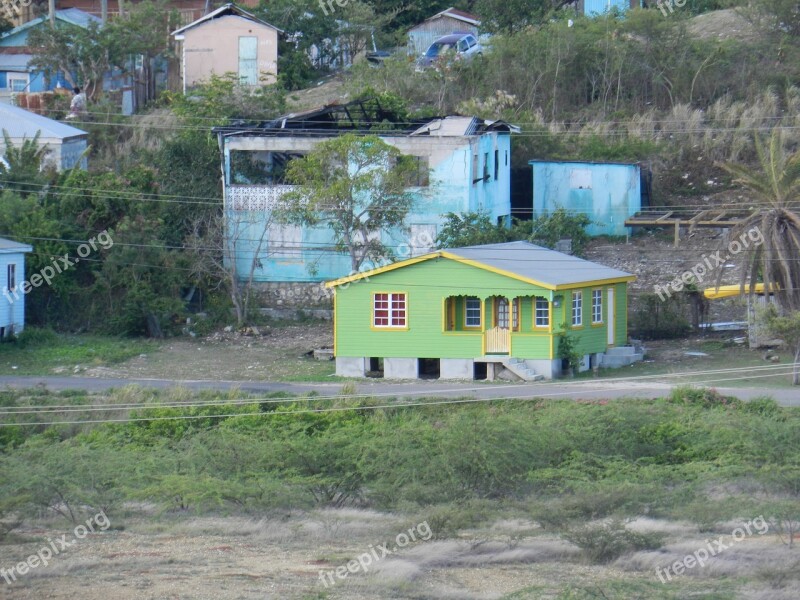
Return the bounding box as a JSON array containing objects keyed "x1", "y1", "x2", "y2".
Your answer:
[{"x1": 716, "y1": 128, "x2": 800, "y2": 313}]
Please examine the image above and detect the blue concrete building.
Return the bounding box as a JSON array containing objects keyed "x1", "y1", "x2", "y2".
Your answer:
[
  {"x1": 0, "y1": 237, "x2": 33, "y2": 339},
  {"x1": 579, "y1": 0, "x2": 642, "y2": 15},
  {"x1": 0, "y1": 9, "x2": 101, "y2": 99},
  {"x1": 530, "y1": 159, "x2": 642, "y2": 237},
  {"x1": 215, "y1": 101, "x2": 518, "y2": 282}
]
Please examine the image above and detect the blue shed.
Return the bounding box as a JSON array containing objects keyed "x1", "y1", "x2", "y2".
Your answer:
[
  {"x1": 530, "y1": 160, "x2": 643, "y2": 237},
  {"x1": 0, "y1": 237, "x2": 33, "y2": 339}
]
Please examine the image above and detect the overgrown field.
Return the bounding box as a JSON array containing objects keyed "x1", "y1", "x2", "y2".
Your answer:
[{"x1": 1, "y1": 386, "x2": 798, "y2": 597}]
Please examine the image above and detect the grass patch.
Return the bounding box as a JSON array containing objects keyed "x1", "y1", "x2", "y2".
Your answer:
[{"x1": 0, "y1": 328, "x2": 158, "y2": 375}]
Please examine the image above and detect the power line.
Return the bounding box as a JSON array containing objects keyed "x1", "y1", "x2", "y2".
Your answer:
[
  {"x1": 0, "y1": 363, "x2": 792, "y2": 415},
  {"x1": 0, "y1": 367, "x2": 793, "y2": 427}
]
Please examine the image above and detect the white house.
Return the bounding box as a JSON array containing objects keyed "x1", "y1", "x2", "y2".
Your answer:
[{"x1": 0, "y1": 103, "x2": 88, "y2": 171}]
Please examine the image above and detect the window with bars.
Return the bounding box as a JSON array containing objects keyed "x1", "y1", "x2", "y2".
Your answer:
[
  {"x1": 572, "y1": 291, "x2": 583, "y2": 327},
  {"x1": 373, "y1": 293, "x2": 407, "y2": 328},
  {"x1": 7, "y1": 264, "x2": 16, "y2": 292},
  {"x1": 535, "y1": 297, "x2": 550, "y2": 328},
  {"x1": 592, "y1": 289, "x2": 603, "y2": 324},
  {"x1": 465, "y1": 297, "x2": 481, "y2": 328}
]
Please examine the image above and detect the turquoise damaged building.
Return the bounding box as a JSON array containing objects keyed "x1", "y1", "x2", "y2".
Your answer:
[
  {"x1": 215, "y1": 100, "x2": 518, "y2": 283},
  {"x1": 530, "y1": 159, "x2": 645, "y2": 237}
]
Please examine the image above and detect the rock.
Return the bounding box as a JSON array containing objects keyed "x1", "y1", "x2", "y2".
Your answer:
[{"x1": 223, "y1": 325, "x2": 233, "y2": 333}]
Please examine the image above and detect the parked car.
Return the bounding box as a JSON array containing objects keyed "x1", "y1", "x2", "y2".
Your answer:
[{"x1": 417, "y1": 33, "x2": 482, "y2": 68}]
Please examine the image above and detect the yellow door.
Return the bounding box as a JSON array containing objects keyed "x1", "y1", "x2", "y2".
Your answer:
[{"x1": 486, "y1": 298, "x2": 510, "y2": 353}]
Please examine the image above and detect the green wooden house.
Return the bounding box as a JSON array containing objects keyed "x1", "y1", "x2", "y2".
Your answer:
[{"x1": 326, "y1": 241, "x2": 640, "y2": 380}]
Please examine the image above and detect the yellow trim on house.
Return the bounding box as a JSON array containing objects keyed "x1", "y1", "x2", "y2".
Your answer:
[
  {"x1": 325, "y1": 251, "x2": 636, "y2": 290},
  {"x1": 463, "y1": 296, "x2": 482, "y2": 330},
  {"x1": 333, "y1": 289, "x2": 337, "y2": 356},
  {"x1": 325, "y1": 254, "x2": 440, "y2": 288},
  {"x1": 369, "y1": 291, "x2": 410, "y2": 331},
  {"x1": 533, "y1": 296, "x2": 550, "y2": 331},
  {"x1": 556, "y1": 276, "x2": 636, "y2": 290}
]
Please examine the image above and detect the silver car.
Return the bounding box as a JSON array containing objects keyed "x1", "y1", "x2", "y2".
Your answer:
[{"x1": 417, "y1": 33, "x2": 483, "y2": 68}]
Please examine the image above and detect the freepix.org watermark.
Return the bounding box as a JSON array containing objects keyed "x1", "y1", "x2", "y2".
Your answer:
[
  {"x1": 656, "y1": 0, "x2": 687, "y2": 17},
  {"x1": 3, "y1": 231, "x2": 113, "y2": 305},
  {"x1": 653, "y1": 226, "x2": 764, "y2": 301},
  {"x1": 1, "y1": 511, "x2": 111, "y2": 584},
  {"x1": 318, "y1": 520, "x2": 432, "y2": 588},
  {"x1": 655, "y1": 516, "x2": 769, "y2": 583},
  {"x1": 318, "y1": 0, "x2": 349, "y2": 17}
]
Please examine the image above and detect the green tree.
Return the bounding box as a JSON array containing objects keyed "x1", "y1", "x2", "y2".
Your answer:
[
  {"x1": 283, "y1": 133, "x2": 418, "y2": 272},
  {"x1": 0, "y1": 130, "x2": 53, "y2": 196},
  {"x1": 28, "y1": 22, "x2": 112, "y2": 99},
  {"x1": 435, "y1": 212, "x2": 510, "y2": 248},
  {"x1": 529, "y1": 207, "x2": 592, "y2": 257},
  {"x1": 716, "y1": 129, "x2": 800, "y2": 313}
]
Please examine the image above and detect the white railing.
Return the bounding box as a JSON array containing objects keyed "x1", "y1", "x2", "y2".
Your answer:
[{"x1": 227, "y1": 184, "x2": 295, "y2": 211}]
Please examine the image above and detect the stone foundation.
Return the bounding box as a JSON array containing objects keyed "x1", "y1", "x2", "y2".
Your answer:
[{"x1": 253, "y1": 282, "x2": 333, "y2": 309}]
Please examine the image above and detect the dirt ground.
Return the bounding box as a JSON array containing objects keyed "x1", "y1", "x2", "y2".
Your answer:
[
  {"x1": 0, "y1": 512, "x2": 791, "y2": 600},
  {"x1": 84, "y1": 323, "x2": 335, "y2": 383}
]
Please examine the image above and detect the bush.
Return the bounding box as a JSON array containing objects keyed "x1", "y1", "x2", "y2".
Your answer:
[
  {"x1": 562, "y1": 520, "x2": 666, "y2": 563},
  {"x1": 630, "y1": 294, "x2": 691, "y2": 340},
  {"x1": 668, "y1": 386, "x2": 741, "y2": 409},
  {"x1": 13, "y1": 327, "x2": 59, "y2": 347}
]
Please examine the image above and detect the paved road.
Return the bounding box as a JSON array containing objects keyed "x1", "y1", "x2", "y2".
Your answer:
[{"x1": 0, "y1": 375, "x2": 797, "y2": 406}]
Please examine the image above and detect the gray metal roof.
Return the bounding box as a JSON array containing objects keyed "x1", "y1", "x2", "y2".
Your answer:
[
  {"x1": 443, "y1": 241, "x2": 634, "y2": 287},
  {"x1": 0, "y1": 103, "x2": 87, "y2": 140},
  {"x1": 0, "y1": 237, "x2": 32, "y2": 253}
]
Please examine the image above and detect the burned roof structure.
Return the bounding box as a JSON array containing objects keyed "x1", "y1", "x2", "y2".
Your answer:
[{"x1": 213, "y1": 97, "x2": 519, "y2": 138}]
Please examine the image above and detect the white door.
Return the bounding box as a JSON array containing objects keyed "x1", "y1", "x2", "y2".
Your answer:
[
  {"x1": 239, "y1": 37, "x2": 258, "y2": 85},
  {"x1": 607, "y1": 287, "x2": 615, "y2": 346}
]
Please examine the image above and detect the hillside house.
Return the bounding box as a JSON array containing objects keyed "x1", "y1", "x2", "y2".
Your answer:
[
  {"x1": 408, "y1": 7, "x2": 481, "y2": 56},
  {"x1": 0, "y1": 237, "x2": 32, "y2": 339},
  {"x1": 171, "y1": 3, "x2": 281, "y2": 92},
  {"x1": 0, "y1": 103, "x2": 88, "y2": 170},
  {"x1": 327, "y1": 241, "x2": 642, "y2": 380},
  {"x1": 214, "y1": 99, "x2": 518, "y2": 283},
  {"x1": 0, "y1": 8, "x2": 101, "y2": 101},
  {"x1": 530, "y1": 160, "x2": 645, "y2": 237}
]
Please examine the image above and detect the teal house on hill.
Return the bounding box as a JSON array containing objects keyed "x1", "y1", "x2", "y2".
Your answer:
[{"x1": 327, "y1": 241, "x2": 643, "y2": 381}]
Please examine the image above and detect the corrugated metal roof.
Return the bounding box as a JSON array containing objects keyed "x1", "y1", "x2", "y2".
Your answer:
[
  {"x1": 172, "y1": 3, "x2": 282, "y2": 36},
  {"x1": 416, "y1": 7, "x2": 481, "y2": 28},
  {"x1": 0, "y1": 237, "x2": 32, "y2": 253},
  {"x1": 0, "y1": 104, "x2": 87, "y2": 140},
  {"x1": 443, "y1": 241, "x2": 634, "y2": 287},
  {"x1": 410, "y1": 116, "x2": 478, "y2": 137}
]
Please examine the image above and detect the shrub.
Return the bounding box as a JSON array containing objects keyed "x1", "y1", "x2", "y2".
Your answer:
[
  {"x1": 630, "y1": 294, "x2": 691, "y2": 340},
  {"x1": 562, "y1": 520, "x2": 666, "y2": 563},
  {"x1": 668, "y1": 386, "x2": 742, "y2": 409}
]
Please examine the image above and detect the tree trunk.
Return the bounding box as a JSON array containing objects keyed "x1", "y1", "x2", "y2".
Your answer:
[
  {"x1": 101, "y1": 0, "x2": 108, "y2": 25},
  {"x1": 793, "y1": 345, "x2": 800, "y2": 386},
  {"x1": 48, "y1": 0, "x2": 55, "y2": 27}
]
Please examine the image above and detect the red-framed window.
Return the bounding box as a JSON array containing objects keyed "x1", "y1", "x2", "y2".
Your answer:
[{"x1": 373, "y1": 293, "x2": 407, "y2": 328}]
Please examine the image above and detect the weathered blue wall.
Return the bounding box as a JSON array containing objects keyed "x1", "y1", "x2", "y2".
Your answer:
[
  {"x1": 583, "y1": 0, "x2": 640, "y2": 15},
  {"x1": 531, "y1": 160, "x2": 641, "y2": 237},
  {"x1": 0, "y1": 252, "x2": 27, "y2": 335},
  {"x1": 225, "y1": 133, "x2": 512, "y2": 282}
]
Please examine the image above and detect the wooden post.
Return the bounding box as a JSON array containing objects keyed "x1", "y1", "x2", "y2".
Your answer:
[{"x1": 674, "y1": 221, "x2": 680, "y2": 247}]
